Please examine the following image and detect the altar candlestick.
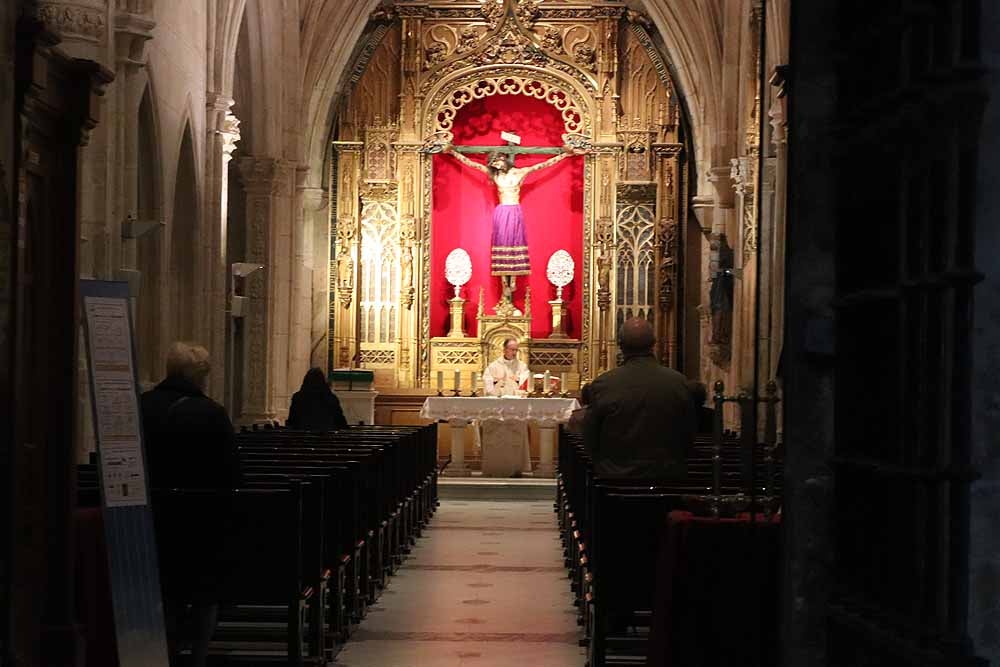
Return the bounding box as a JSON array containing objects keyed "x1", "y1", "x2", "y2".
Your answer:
[
  {"x1": 544, "y1": 370, "x2": 551, "y2": 394},
  {"x1": 454, "y1": 369, "x2": 461, "y2": 392},
  {"x1": 436, "y1": 371, "x2": 443, "y2": 393},
  {"x1": 561, "y1": 372, "x2": 568, "y2": 393},
  {"x1": 471, "y1": 371, "x2": 478, "y2": 394}
]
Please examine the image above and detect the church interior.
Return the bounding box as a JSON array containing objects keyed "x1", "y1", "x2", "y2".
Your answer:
[{"x1": 3, "y1": 0, "x2": 1000, "y2": 665}]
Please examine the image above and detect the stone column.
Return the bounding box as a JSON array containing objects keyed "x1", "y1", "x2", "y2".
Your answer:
[
  {"x1": 291, "y1": 168, "x2": 320, "y2": 389},
  {"x1": 205, "y1": 94, "x2": 239, "y2": 399},
  {"x1": 767, "y1": 101, "x2": 788, "y2": 381},
  {"x1": 730, "y1": 155, "x2": 758, "y2": 396},
  {"x1": 303, "y1": 184, "x2": 329, "y2": 372},
  {"x1": 706, "y1": 165, "x2": 738, "y2": 428},
  {"x1": 238, "y1": 156, "x2": 294, "y2": 423},
  {"x1": 767, "y1": 102, "x2": 787, "y2": 442}
]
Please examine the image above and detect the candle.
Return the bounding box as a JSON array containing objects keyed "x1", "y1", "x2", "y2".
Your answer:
[
  {"x1": 454, "y1": 369, "x2": 461, "y2": 392},
  {"x1": 544, "y1": 370, "x2": 551, "y2": 394},
  {"x1": 561, "y1": 372, "x2": 568, "y2": 393},
  {"x1": 436, "y1": 371, "x2": 443, "y2": 392},
  {"x1": 471, "y1": 371, "x2": 478, "y2": 393}
]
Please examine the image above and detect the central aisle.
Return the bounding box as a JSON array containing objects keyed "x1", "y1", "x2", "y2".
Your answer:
[{"x1": 334, "y1": 499, "x2": 585, "y2": 666}]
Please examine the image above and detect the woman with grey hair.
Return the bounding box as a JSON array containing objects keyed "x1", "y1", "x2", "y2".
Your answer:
[{"x1": 141, "y1": 341, "x2": 235, "y2": 667}]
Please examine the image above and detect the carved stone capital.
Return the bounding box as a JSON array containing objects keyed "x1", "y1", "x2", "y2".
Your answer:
[
  {"x1": 114, "y1": 5, "x2": 155, "y2": 67},
  {"x1": 206, "y1": 92, "x2": 233, "y2": 115},
  {"x1": 300, "y1": 186, "x2": 327, "y2": 213},
  {"x1": 219, "y1": 112, "x2": 240, "y2": 163},
  {"x1": 707, "y1": 166, "x2": 736, "y2": 209}
]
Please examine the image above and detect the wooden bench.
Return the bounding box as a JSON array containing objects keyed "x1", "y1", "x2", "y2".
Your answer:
[
  {"x1": 152, "y1": 484, "x2": 324, "y2": 665},
  {"x1": 556, "y1": 428, "x2": 783, "y2": 666}
]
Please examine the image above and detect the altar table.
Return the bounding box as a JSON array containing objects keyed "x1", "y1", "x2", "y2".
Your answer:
[{"x1": 419, "y1": 396, "x2": 580, "y2": 477}]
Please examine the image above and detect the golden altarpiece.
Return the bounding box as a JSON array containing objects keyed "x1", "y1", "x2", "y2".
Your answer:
[{"x1": 328, "y1": 0, "x2": 690, "y2": 392}]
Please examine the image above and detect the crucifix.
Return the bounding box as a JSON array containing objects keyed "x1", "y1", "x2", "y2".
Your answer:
[{"x1": 423, "y1": 131, "x2": 589, "y2": 315}]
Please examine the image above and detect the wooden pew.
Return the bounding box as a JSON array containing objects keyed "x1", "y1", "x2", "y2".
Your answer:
[
  {"x1": 152, "y1": 483, "x2": 324, "y2": 665},
  {"x1": 555, "y1": 427, "x2": 783, "y2": 666},
  {"x1": 233, "y1": 424, "x2": 439, "y2": 650}
]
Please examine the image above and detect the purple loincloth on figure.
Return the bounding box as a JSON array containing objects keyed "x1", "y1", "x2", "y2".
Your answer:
[{"x1": 491, "y1": 204, "x2": 530, "y2": 276}]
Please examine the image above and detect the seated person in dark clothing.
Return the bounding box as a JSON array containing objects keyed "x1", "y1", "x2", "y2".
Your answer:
[
  {"x1": 286, "y1": 367, "x2": 349, "y2": 430},
  {"x1": 687, "y1": 380, "x2": 716, "y2": 434},
  {"x1": 141, "y1": 341, "x2": 235, "y2": 667},
  {"x1": 584, "y1": 318, "x2": 695, "y2": 479}
]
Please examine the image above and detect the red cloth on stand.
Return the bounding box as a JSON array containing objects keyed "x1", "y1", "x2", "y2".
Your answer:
[
  {"x1": 431, "y1": 94, "x2": 584, "y2": 338},
  {"x1": 647, "y1": 510, "x2": 782, "y2": 666},
  {"x1": 75, "y1": 507, "x2": 119, "y2": 667}
]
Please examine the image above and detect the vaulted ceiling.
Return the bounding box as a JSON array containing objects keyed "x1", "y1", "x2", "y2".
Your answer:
[{"x1": 222, "y1": 0, "x2": 785, "y2": 187}]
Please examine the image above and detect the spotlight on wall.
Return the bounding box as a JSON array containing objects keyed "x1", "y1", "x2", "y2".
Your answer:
[
  {"x1": 230, "y1": 263, "x2": 265, "y2": 318},
  {"x1": 231, "y1": 262, "x2": 264, "y2": 278}
]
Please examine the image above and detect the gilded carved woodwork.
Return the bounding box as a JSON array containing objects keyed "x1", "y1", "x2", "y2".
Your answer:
[
  {"x1": 330, "y1": 0, "x2": 690, "y2": 388},
  {"x1": 425, "y1": 71, "x2": 590, "y2": 139}
]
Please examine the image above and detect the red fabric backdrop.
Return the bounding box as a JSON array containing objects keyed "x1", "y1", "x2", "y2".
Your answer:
[{"x1": 431, "y1": 94, "x2": 584, "y2": 339}]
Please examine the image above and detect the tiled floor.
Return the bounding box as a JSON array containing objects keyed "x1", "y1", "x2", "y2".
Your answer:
[{"x1": 334, "y1": 500, "x2": 586, "y2": 666}]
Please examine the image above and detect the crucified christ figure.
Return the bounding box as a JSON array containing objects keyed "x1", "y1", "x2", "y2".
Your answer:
[{"x1": 442, "y1": 137, "x2": 586, "y2": 314}]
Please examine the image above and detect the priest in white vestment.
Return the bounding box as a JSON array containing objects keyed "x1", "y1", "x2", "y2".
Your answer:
[{"x1": 480, "y1": 337, "x2": 532, "y2": 476}]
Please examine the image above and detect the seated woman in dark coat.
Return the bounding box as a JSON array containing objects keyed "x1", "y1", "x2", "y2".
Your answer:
[{"x1": 287, "y1": 367, "x2": 349, "y2": 430}]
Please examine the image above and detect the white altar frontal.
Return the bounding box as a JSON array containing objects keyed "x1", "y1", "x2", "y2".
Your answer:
[{"x1": 420, "y1": 396, "x2": 580, "y2": 478}]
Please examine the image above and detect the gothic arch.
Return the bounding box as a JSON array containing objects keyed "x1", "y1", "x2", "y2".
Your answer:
[
  {"x1": 136, "y1": 83, "x2": 166, "y2": 382},
  {"x1": 208, "y1": 0, "x2": 249, "y2": 99},
  {"x1": 169, "y1": 120, "x2": 201, "y2": 342}
]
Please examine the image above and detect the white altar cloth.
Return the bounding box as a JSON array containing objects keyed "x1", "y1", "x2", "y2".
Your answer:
[
  {"x1": 420, "y1": 397, "x2": 580, "y2": 477},
  {"x1": 419, "y1": 396, "x2": 580, "y2": 423}
]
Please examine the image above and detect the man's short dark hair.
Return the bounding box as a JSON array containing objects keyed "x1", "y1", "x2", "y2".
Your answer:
[
  {"x1": 502, "y1": 337, "x2": 517, "y2": 349},
  {"x1": 620, "y1": 318, "x2": 655, "y2": 355}
]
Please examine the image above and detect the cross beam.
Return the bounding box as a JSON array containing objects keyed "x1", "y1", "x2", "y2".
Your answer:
[{"x1": 451, "y1": 145, "x2": 563, "y2": 155}]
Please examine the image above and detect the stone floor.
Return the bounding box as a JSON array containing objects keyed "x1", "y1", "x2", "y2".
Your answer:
[{"x1": 333, "y1": 499, "x2": 586, "y2": 666}]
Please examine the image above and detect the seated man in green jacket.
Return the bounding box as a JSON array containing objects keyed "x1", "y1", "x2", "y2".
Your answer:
[{"x1": 584, "y1": 318, "x2": 694, "y2": 479}]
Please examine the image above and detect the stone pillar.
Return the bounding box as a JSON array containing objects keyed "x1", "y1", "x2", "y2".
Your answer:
[
  {"x1": 205, "y1": 94, "x2": 239, "y2": 399},
  {"x1": 730, "y1": 155, "x2": 758, "y2": 396},
  {"x1": 705, "y1": 165, "x2": 736, "y2": 381},
  {"x1": 302, "y1": 184, "x2": 329, "y2": 372},
  {"x1": 238, "y1": 156, "x2": 294, "y2": 423},
  {"x1": 706, "y1": 165, "x2": 738, "y2": 428},
  {"x1": 291, "y1": 168, "x2": 319, "y2": 389},
  {"x1": 767, "y1": 101, "x2": 788, "y2": 381}
]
